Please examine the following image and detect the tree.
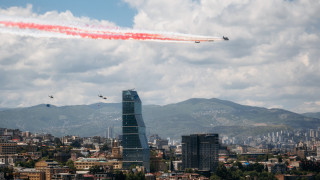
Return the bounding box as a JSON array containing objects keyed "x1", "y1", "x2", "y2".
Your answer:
[
  {"x1": 277, "y1": 155, "x2": 283, "y2": 163},
  {"x1": 184, "y1": 168, "x2": 194, "y2": 173},
  {"x1": 70, "y1": 140, "x2": 81, "y2": 148},
  {"x1": 315, "y1": 173, "x2": 320, "y2": 180},
  {"x1": 54, "y1": 137, "x2": 63, "y2": 147},
  {"x1": 15, "y1": 160, "x2": 36, "y2": 168},
  {"x1": 0, "y1": 167, "x2": 13, "y2": 179},
  {"x1": 210, "y1": 174, "x2": 222, "y2": 180},
  {"x1": 66, "y1": 160, "x2": 76, "y2": 172},
  {"x1": 126, "y1": 171, "x2": 145, "y2": 180},
  {"x1": 215, "y1": 163, "x2": 229, "y2": 179},
  {"x1": 89, "y1": 165, "x2": 104, "y2": 174},
  {"x1": 114, "y1": 171, "x2": 126, "y2": 180},
  {"x1": 252, "y1": 162, "x2": 264, "y2": 173},
  {"x1": 100, "y1": 143, "x2": 109, "y2": 152}
]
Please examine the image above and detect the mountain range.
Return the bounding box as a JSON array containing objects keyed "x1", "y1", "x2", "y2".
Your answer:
[{"x1": 0, "y1": 98, "x2": 319, "y2": 139}]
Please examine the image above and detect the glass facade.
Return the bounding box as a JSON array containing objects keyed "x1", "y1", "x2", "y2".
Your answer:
[
  {"x1": 182, "y1": 133, "x2": 219, "y2": 172},
  {"x1": 122, "y1": 90, "x2": 150, "y2": 172}
]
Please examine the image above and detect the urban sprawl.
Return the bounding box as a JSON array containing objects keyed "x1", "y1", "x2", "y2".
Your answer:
[{"x1": 1, "y1": 90, "x2": 320, "y2": 180}]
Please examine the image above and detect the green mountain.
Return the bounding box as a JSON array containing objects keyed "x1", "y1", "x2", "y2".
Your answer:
[
  {"x1": 0, "y1": 98, "x2": 319, "y2": 139},
  {"x1": 143, "y1": 98, "x2": 320, "y2": 138},
  {"x1": 302, "y1": 112, "x2": 320, "y2": 119},
  {"x1": 0, "y1": 103, "x2": 122, "y2": 137}
]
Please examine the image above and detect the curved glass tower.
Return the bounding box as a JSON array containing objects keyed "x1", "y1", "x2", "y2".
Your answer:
[{"x1": 122, "y1": 90, "x2": 150, "y2": 172}]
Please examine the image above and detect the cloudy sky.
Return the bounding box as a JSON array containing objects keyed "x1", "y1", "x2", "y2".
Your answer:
[{"x1": 0, "y1": 0, "x2": 319, "y2": 113}]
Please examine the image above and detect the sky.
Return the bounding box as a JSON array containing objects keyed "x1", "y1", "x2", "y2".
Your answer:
[{"x1": 0, "y1": 0, "x2": 320, "y2": 113}]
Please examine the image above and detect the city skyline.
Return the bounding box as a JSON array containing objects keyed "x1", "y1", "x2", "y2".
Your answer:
[{"x1": 0, "y1": 0, "x2": 319, "y2": 113}]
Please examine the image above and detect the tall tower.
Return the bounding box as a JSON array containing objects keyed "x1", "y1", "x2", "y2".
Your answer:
[
  {"x1": 122, "y1": 90, "x2": 150, "y2": 172},
  {"x1": 107, "y1": 126, "x2": 114, "y2": 139},
  {"x1": 182, "y1": 133, "x2": 219, "y2": 172}
]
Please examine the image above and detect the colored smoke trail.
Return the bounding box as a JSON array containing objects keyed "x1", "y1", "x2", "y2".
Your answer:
[{"x1": 0, "y1": 17, "x2": 225, "y2": 43}]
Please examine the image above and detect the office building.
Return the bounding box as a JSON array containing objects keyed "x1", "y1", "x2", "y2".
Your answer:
[
  {"x1": 122, "y1": 90, "x2": 150, "y2": 172},
  {"x1": 182, "y1": 133, "x2": 219, "y2": 172},
  {"x1": 0, "y1": 141, "x2": 17, "y2": 155}
]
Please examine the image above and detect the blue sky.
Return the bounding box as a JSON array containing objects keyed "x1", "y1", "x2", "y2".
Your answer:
[{"x1": 0, "y1": 0, "x2": 136, "y2": 27}]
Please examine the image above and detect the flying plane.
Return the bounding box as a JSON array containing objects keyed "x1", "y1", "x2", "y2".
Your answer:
[{"x1": 223, "y1": 36, "x2": 229, "y2": 40}]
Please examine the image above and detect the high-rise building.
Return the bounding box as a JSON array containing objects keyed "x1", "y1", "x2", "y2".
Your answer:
[
  {"x1": 182, "y1": 133, "x2": 219, "y2": 172},
  {"x1": 122, "y1": 90, "x2": 150, "y2": 172},
  {"x1": 107, "y1": 126, "x2": 114, "y2": 139}
]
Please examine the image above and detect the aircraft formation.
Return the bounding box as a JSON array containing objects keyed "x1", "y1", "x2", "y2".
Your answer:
[
  {"x1": 46, "y1": 93, "x2": 107, "y2": 107},
  {"x1": 0, "y1": 17, "x2": 229, "y2": 43}
]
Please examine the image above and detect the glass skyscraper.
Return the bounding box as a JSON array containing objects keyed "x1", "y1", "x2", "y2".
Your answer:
[
  {"x1": 182, "y1": 133, "x2": 219, "y2": 172},
  {"x1": 122, "y1": 90, "x2": 150, "y2": 172}
]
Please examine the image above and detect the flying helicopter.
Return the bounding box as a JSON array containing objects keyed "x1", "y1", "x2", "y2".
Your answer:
[
  {"x1": 98, "y1": 93, "x2": 107, "y2": 100},
  {"x1": 47, "y1": 95, "x2": 54, "y2": 107},
  {"x1": 223, "y1": 36, "x2": 229, "y2": 40}
]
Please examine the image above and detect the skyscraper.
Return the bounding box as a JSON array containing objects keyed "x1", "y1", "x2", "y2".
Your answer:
[
  {"x1": 122, "y1": 90, "x2": 150, "y2": 172},
  {"x1": 182, "y1": 133, "x2": 219, "y2": 172},
  {"x1": 107, "y1": 126, "x2": 113, "y2": 139}
]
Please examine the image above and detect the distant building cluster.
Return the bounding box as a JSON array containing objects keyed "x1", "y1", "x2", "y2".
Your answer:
[{"x1": 221, "y1": 128, "x2": 320, "y2": 159}]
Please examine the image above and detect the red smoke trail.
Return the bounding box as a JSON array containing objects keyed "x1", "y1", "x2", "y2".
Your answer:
[{"x1": 0, "y1": 20, "x2": 224, "y2": 42}]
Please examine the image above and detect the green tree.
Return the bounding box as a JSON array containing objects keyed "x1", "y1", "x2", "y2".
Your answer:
[
  {"x1": 15, "y1": 159, "x2": 36, "y2": 168},
  {"x1": 277, "y1": 155, "x2": 283, "y2": 163},
  {"x1": 215, "y1": 163, "x2": 229, "y2": 179},
  {"x1": 54, "y1": 137, "x2": 63, "y2": 147},
  {"x1": 114, "y1": 171, "x2": 126, "y2": 180},
  {"x1": 66, "y1": 160, "x2": 76, "y2": 172},
  {"x1": 70, "y1": 140, "x2": 81, "y2": 148},
  {"x1": 126, "y1": 171, "x2": 145, "y2": 180},
  {"x1": 184, "y1": 168, "x2": 194, "y2": 173},
  {"x1": 0, "y1": 166, "x2": 14, "y2": 179},
  {"x1": 252, "y1": 162, "x2": 264, "y2": 173},
  {"x1": 210, "y1": 174, "x2": 222, "y2": 180},
  {"x1": 259, "y1": 171, "x2": 277, "y2": 180},
  {"x1": 100, "y1": 143, "x2": 109, "y2": 152},
  {"x1": 89, "y1": 165, "x2": 104, "y2": 174}
]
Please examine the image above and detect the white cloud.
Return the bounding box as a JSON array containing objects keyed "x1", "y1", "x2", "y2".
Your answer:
[{"x1": 0, "y1": 1, "x2": 320, "y2": 113}]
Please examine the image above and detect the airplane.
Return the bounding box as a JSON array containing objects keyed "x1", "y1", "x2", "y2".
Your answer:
[
  {"x1": 48, "y1": 95, "x2": 54, "y2": 99},
  {"x1": 223, "y1": 36, "x2": 229, "y2": 40}
]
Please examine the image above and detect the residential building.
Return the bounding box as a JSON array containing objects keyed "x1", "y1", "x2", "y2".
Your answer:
[
  {"x1": 74, "y1": 158, "x2": 122, "y2": 170},
  {"x1": 0, "y1": 141, "x2": 17, "y2": 155},
  {"x1": 14, "y1": 168, "x2": 45, "y2": 180},
  {"x1": 35, "y1": 160, "x2": 69, "y2": 180}
]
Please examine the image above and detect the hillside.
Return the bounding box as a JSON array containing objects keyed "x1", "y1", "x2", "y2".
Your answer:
[
  {"x1": 0, "y1": 98, "x2": 319, "y2": 139},
  {"x1": 302, "y1": 112, "x2": 320, "y2": 119}
]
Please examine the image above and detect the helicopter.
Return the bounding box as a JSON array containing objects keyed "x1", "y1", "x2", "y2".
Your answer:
[{"x1": 98, "y1": 93, "x2": 107, "y2": 100}]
